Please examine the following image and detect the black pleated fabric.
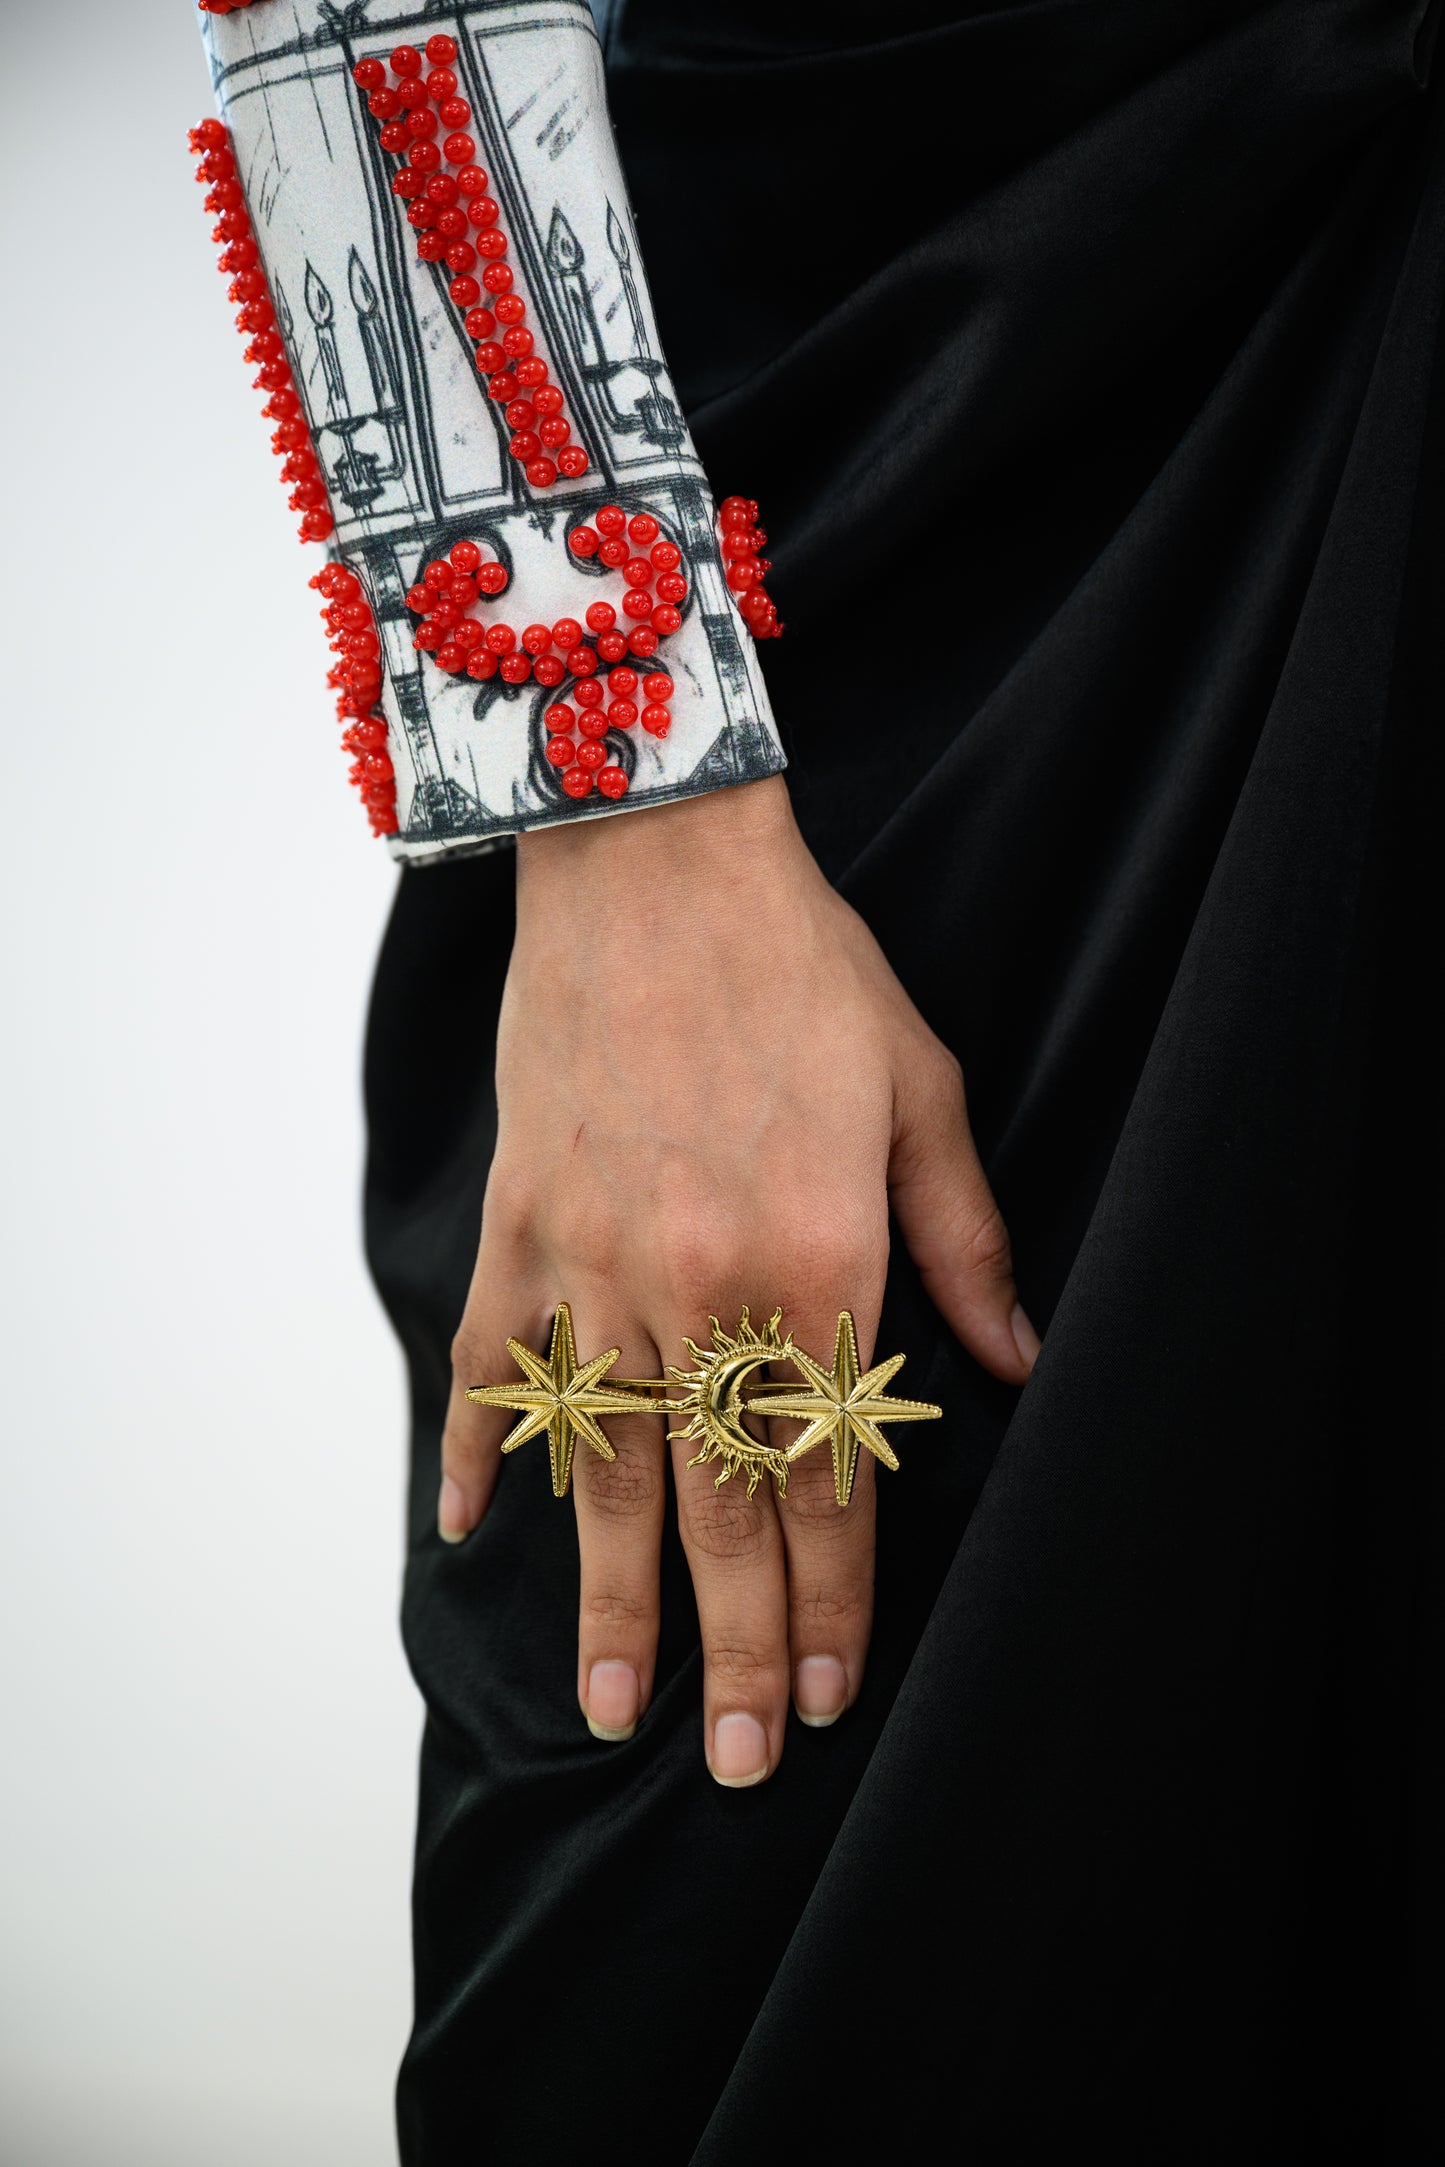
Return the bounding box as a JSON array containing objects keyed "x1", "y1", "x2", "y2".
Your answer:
[{"x1": 365, "y1": 4, "x2": 1445, "y2": 2157}]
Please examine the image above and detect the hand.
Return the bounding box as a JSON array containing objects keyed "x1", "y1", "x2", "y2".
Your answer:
[{"x1": 439, "y1": 775, "x2": 1039, "y2": 1784}]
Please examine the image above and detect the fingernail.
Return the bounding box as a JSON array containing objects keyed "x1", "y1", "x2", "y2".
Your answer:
[
  {"x1": 586, "y1": 1661, "x2": 640, "y2": 1742},
  {"x1": 710, "y1": 1712, "x2": 770, "y2": 1788},
  {"x1": 794, "y1": 1655, "x2": 848, "y2": 1728},
  {"x1": 437, "y1": 1475, "x2": 471, "y2": 1545},
  {"x1": 1011, "y1": 1302, "x2": 1042, "y2": 1371}
]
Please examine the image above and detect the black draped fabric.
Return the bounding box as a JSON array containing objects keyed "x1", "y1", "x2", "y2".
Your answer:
[{"x1": 366, "y1": 3, "x2": 1445, "y2": 2156}]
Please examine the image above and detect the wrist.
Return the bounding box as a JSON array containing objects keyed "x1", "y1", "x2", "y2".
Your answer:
[{"x1": 516, "y1": 775, "x2": 798, "y2": 915}]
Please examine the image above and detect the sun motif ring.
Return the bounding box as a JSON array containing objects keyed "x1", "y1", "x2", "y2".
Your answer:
[{"x1": 464, "y1": 1304, "x2": 942, "y2": 1507}]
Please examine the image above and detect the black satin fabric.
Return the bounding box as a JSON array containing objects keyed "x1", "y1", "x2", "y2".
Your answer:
[{"x1": 366, "y1": 4, "x2": 1445, "y2": 2157}]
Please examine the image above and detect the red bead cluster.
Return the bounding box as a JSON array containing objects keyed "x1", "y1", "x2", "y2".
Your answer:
[
  {"x1": 189, "y1": 118, "x2": 334, "y2": 547},
  {"x1": 718, "y1": 497, "x2": 782, "y2": 639},
  {"x1": 190, "y1": 118, "x2": 394, "y2": 837},
  {"x1": 312, "y1": 563, "x2": 398, "y2": 837},
  {"x1": 354, "y1": 37, "x2": 588, "y2": 492}
]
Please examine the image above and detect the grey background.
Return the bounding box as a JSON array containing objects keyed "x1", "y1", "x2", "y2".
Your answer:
[{"x1": 1, "y1": 4, "x2": 420, "y2": 2160}]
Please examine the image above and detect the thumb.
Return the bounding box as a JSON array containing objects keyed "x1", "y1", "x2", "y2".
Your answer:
[{"x1": 889, "y1": 1050, "x2": 1041, "y2": 1386}]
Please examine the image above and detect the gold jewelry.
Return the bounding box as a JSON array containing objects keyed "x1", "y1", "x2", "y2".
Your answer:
[{"x1": 465, "y1": 1303, "x2": 941, "y2": 1505}]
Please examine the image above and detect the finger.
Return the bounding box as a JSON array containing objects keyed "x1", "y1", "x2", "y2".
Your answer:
[
  {"x1": 663, "y1": 1305, "x2": 791, "y2": 1787},
  {"x1": 889, "y1": 1051, "x2": 1041, "y2": 1386},
  {"x1": 769, "y1": 1306, "x2": 879, "y2": 1730},
  {"x1": 569, "y1": 1304, "x2": 665, "y2": 1743},
  {"x1": 441, "y1": 1241, "x2": 547, "y2": 1543}
]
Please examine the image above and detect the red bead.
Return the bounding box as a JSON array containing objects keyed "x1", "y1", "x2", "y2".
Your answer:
[
  {"x1": 608, "y1": 666, "x2": 638, "y2": 696},
  {"x1": 595, "y1": 505, "x2": 626, "y2": 536},
  {"x1": 739, "y1": 588, "x2": 772, "y2": 623},
  {"x1": 494, "y1": 295, "x2": 526, "y2": 325},
  {"x1": 545, "y1": 704, "x2": 576, "y2": 734},
  {"x1": 444, "y1": 134, "x2": 476, "y2": 167},
  {"x1": 504, "y1": 399, "x2": 537, "y2": 431},
  {"x1": 482, "y1": 263, "x2": 514, "y2": 293},
  {"x1": 502, "y1": 327, "x2": 534, "y2": 358},
  {"x1": 722, "y1": 530, "x2": 756, "y2": 561},
  {"x1": 417, "y1": 232, "x2": 447, "y2": 262},
  {"x1": 578, "y1": 706, "x2": 610, "y2": 740},
  {"x1": 467, "y1": 195, "x2": 499, "y2": 229},
  {"x1": 464, "y1": 306, "x2": 496, "y2": 340},
  {"x1": 597, "y1": 766, "x2": 629, "y2": 801},
  {"x1": 440, "y1": 98, "x2": 472, "y2": 130},
  {"x1": 425, "y1": 34, "x2": 458, "y2": 64},
  {"x1": 466, "y1": 650, "x2": 498, "y2": 679},
  {"x1": 445, "y1": 242, "x2": 477, "y2": 275},
  {"x1": 538, "y1": 419, "x2": 570, "y2": 449},
  {"x1": 407, "y1": 199, "x2": 438, "y2": 230},
  {"x1": 532, "y1": 385, "x2": 564, "y2": 417},
  {"x1": 408, "y1": 141, "x2": 442, "y2": 171},
  {"x1": 608, "y1": 698, "x2": 638, "y2": 729},
  {"x1": 642, "y1": 703, "x2": 671, "y2": 736},
  {"x1": 514, "y1": 357, "x2": 547, "y2": 387},
  {"x1": 190, "y1": 120, "x2": 228, "y2": 151},
  {"x1": 621, "y1": 588, "x2": 654, "y2": 621},
  {"x1": 575, "y1": 678, "x2": 605, "y2": 709},
  {"x1": 545, "y1": 735, "x2": 575, "y2": 768},
  {"x1": 477, "y1": 563, "x2": 509, "y2": 595},
  {"x1": 557, "y1": 447, "x2": 590, "y2": 478},
  {"x1": 561, "y1": 766, "x2": 593, "y2": 800},
  {"x1": 500, "y1": 654, "x2": 532, "y2": 684},
  {"x1": 552, "y1": 618, "x2": 582, "y2": 649},
  {"x1": 483, "y1": 624, "x2": 516, "y2": 655},
  {"x1": 456, "y1": 165, "x2": 488, "y2": 195},
  {"x1": 725, "y1": 561, "x2": 757, "y2": 591},
  {"x1": 651, "y1": 604, "x2": 683, "y2": 635},
  {"x1": 526, "y1": 457, "x2": 558, "y2": 487},
  {"x1": 597, "y1": 632, "x2": 628, "y2": 664},
  {"x1": 585, "y1": 601, "x2": 616, "y2": 633},
  {"x1": 656, "y1": 572, "x2": 687, "y2": 603},
  {"x1": 476, "y1": 231, "x2": 509, "y2": 262},
  {"x1": 434, "y1": 207, "x2": 467, "y2": 239},
  {"x1": 407, "y1": 108, "x2": 439, "y2": 141},
  {"x1": 566, "y1": 646, "x2": 597, "y2": 677},
  {"x1": 392, "y1": 169, "x2": 422, "y2": 198},
  {"x1": 719, "y1": 496, "x2": 753, "y2": 524},
  {"x1": 642, "y1": 671, "x2": 674, "y2": 702},
  {"x1": 488, "y1": 371, "x2": 518, "y2": 402},
  {"x1": 395, "y1": 76, "x2": 430, "y2": 111},
  {"x1": 522, "y1": 623, "x2": 552, "y2": 656},
  {"x1": 453, "y1": 621, "x2": 485, "y2": 650},
  {"x1": 447, "y1": 575, "x2": 477, "y2": 606},
  {"x1": 627, "y1": 513, "x2": 659, "y2": 544},
  {"x1": 414, "y1": 622, "x2": 441, "y2": 651},
  {"x1": 598, "y1": 538, "x2": 628, "y2": 569},
  {"x1": 568, "y1": 526, "x2": 600, "y2": 559},
  {"x1": 450, "y1": 275, "x2": 481, "y2": 307},
  {"x1": 510, "y1": 432, "x2": 541, "y2": 463},
  {"x1": 390, "y1": 44, "x2": 423, "y2": 74},
  {"x1": 576, "y1": 739, "x2": 607, "y2": 773},
  {"x1": 627, "y1": 626, "x2": 660, "y2": 657},
  {"x1": 474, "y1": 342, "x2": 505, "y2": 372},
  {"x1": 534, "y1": 656, "x2": 566, "y2": 688},
  {"x1": 426, "y1": 67, "x2": 458, "y2": 101},
  {"x1": 368, "y1": 87, "x2": 400, "y2": 119},
  {"x1": 622, "y1": 557, "x2": 653, "y2": 588},
  {"x1": 435, "y1": 644, "x2": 464, "y2": 672}
]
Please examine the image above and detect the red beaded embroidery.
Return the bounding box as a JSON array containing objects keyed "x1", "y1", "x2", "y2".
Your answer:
[
  {"x1": 355, "y1": 37, "x2": 589, "y2": 491},
  {"x1": 188, "y1": 117, "x2": 397, "y2": 837},
  {"x1": 717, "y1": 497, "x2": 782, "y2": 640}
]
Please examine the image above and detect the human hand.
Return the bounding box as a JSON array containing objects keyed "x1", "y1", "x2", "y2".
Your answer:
[{"x1": 440, "y1": 774, "x2": 1039, "y2": 1783}]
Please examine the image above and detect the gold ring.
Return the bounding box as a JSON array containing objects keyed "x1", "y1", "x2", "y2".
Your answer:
[{"x1": 465, "y1": 1303, "x2": 941, "y2": 1506}]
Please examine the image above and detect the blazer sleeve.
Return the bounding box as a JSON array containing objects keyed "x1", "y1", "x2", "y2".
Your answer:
[{"x1": 194, "y1": 1, "x2": 784, "y2": 859}]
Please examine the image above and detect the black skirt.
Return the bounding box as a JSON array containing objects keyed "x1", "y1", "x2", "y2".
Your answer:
[{"x1": 365, "y1": 3, "x2": 1445, "y2": 2157}]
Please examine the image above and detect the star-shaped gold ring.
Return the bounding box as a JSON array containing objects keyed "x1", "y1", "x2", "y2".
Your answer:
[
  {"x1": 464, "y1": 1302, "x2": 653, "y2": 1498},
  {"x1": 465, "y1": 1304, "x2": 942, "y2": 1506}
]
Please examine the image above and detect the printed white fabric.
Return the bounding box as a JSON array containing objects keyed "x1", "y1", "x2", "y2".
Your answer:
[{"x1": 198, "y1": 1, "x2": 785, "y2": 860}]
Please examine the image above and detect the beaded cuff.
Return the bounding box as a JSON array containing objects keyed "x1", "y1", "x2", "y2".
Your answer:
[{"x1": 193, "y1": 2, "x2": 785, "y2": 859}]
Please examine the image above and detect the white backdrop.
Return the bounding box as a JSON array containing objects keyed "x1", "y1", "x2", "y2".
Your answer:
[{"x1": 0, "y1": 5, "x2": 421, "y2": 2162}]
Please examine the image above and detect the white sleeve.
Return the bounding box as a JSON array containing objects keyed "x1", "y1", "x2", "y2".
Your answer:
[{"x1": 195, "y1": 1, "x2": 784, "y2": 859}]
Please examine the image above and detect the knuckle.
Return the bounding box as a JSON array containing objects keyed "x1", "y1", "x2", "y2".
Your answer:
[
  {"x1": 702, "y1": 1636, "x2": 786, "y2": 1697},
  {"x1": 789, "y1": 1580, "x2": 870, "y2": 1633},
  {"x1": 481, "y1": 1160, "x2": 536, "y2": 1248},
  {"x1": 683, "y1": 1484, "x2": 773, "y2": 1564},
  {"x1": 578, "y1": 1450, "x2": 661, "y2": 1523},
  {"x1": 958, "y1": 1202, "x2": 1013, "y2": 1284},
  {"x1": 450, "y1": 1321, "x2": 487, "y2": 1382},
  {"x1": 580, "y1": 1585, "x2": 657, "y2": 1638}
]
